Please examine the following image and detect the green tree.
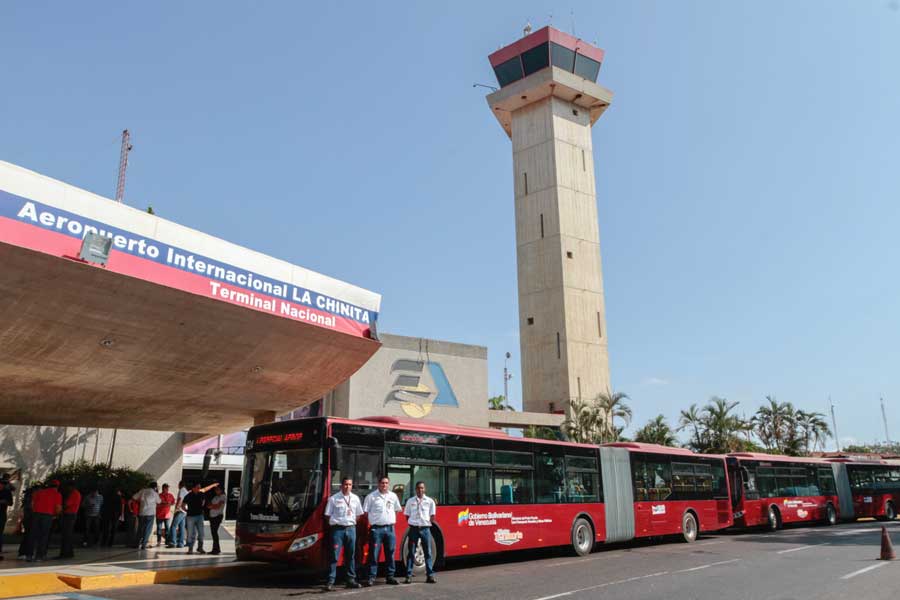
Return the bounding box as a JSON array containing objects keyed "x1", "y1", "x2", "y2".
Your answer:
[
  {"x1": 633, "y1": 415, "x2": 677, "y2": 446},
  {"x1": 701, "y1": 396, "x2": 746, "y2": 453},
  {"x1": 45, "y1": 460, "x2": 152, "y2": 496},
  {"x1": 677, "y1": 404, "x2": 705, "y2": 451},
  {"x1": 596, "y1": 390, "x2": 632, "y2": 443},
  {"x1": 562, "y1": 397, "x2": 601, "y2": 444},
  {"x1": 795, "y1": 410, "x2": 832, "y2": 454},
  {"x1": 524, "y1": 425, "x2": 559, "y2": 441},
  {"x1": 488, "y1": 395, "x2": 511, "y2": 411}
]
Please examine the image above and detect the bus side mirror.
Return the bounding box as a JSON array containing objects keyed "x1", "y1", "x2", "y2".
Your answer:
[{"x1": 326, "y1": 437, "x2": 342, "y2": 471}]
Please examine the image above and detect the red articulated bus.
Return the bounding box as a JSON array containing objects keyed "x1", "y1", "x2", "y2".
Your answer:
[
  {"x1": 726, "y1": 453, "x2": 840, "y2": 530},
  {"x1": 826, "y1": 458, "x2": 900, "y2": 522},
  {"x1": 235, "y1": 417, "x2": 733, "y2": 576}
]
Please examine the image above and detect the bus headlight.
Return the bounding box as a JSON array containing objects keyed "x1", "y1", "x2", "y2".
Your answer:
[{"x1": 288, "y1": 534, "x2": 319, "y2": 552}]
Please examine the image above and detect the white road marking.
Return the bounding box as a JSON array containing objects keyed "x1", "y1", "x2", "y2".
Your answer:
[
  {"x1": 776, "y1": 543, "x2": 828, "y2": 554},
  {"x1": 673, "y1": 558, "x2": 740, "y2": 573},
  {"x1": 530, "y1": 570, "x2": 669, "y2": 600},
  {"x1": 550, "y1": 554, "x2": 623, "y2": 567},
  {"x1": 840, "y1": 562, "x2": 888, "y2": 580}
]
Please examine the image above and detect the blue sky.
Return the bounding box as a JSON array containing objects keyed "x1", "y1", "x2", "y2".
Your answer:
[{"x1": 2, "y1": 1, "x2": 898, "y2": 448}]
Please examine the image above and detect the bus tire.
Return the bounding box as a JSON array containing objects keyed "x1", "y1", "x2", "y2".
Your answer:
[
  {"x1": 766, "y1": 506, "x2": 781, "y2": 532},
  {"x1": 570, "y1": 517, "x2": 594, "y2": 556},
  {"x1": 401, "y1": 530, "x2": 439, "y2": 577},
  {"x1": 824, "y1": 503, "x2": 837, "y2": 526},
  {"x1": 681, "y1": 512, "x2": 698, "y2": 543},
  {"x1": 885, "y1": 502, "x2": 897, "y2": 521}
]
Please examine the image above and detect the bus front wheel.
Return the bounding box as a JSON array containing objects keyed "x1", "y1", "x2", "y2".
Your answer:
[
  {"x1": 570, "y1": 518, "x2": 594, "y2": 556},
  {"x1": 824, "y1": 503, "x2": 837, "y2": 526},
  {"x1": 681, "y1": 512, "x2": 698, "y2": 543}
]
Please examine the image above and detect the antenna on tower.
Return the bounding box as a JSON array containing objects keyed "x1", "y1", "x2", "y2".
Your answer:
[
  {"x1": 881, "y1": 397, "x2": 892, "y2": 445},
  {"x1": 570, "y1": 9, "x2": 576, "y2": 36},
  {"x1": 523, "y1": 21, "x2": 532, "y2": 36},
  {"x1": 115, "y1": 129, "x2": 133, "y2": 204},
  {"x1": 830, "y1": 396, "x2": 841, "y2": 452}
]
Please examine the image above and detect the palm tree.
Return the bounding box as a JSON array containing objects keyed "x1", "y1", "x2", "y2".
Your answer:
[
  {"x1": 677, "y1": 404, "x2": 705, "y2": 451},
  {"x1": 562, "y1": 397, "x2": 601, "y2": 444},
  {"x1": 701, "y1": 396, "x2": 744, "y2": 453},
  {"x1": 595, "y1": 390, "x2": 632, "y2": 443},
  {"x1": 634, "y1": 415, "x2": 677, "y2": 446},
  {"x1": 524, "y1": 425, "x2": 558, "y2": 441},
  {"x1": 795, "y1": 410, "x2": 832, "y2": 454},
  {"x1": 488, "y1": 395, "x2": 511, "y2": 411}
]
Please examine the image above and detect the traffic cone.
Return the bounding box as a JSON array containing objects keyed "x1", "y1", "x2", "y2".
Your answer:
[{"x1": 879, "y1": 526, "x2": 895, "y2": 561}]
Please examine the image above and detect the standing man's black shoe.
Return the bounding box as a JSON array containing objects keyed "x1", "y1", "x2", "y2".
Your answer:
[
  {"x1": 323, "y1": 582, "x2": 335, "y2": 592},
  {"x1": 426, "y1": 576, "x2": 437, "y2": 584},
  {"x1": 362, "y1": 580, "x2": 373, "y2": 587},
  {"x1": 386, "y1": 576, "x2": 399, "y2": 585},
  {"x1": 404, "y1": 576, "x2": 412, "y2": 584},
  {"x1": 346, "y1": 581, "x2": 361, "y2": 589}
]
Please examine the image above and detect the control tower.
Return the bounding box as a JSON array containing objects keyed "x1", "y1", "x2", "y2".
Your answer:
[{"x1": 485, "y1": 26, "x2": 613, "y2": 416}]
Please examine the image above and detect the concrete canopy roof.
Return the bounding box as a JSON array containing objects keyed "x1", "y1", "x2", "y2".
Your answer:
[{"x1": 0, "y1": 162, "x2": 381, "y2": 434}]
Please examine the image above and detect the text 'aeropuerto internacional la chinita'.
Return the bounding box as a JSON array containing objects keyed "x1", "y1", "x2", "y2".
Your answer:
[{"x1": 0, "y1": 188, "x2": 378, "y2": 338}]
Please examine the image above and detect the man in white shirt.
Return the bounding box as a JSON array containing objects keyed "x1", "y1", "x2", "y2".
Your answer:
[
  {"x1": 207, "y1": 484, "x2": 227, "y2": 555},
  {"x1": 362, "y1": 475, "x2": 402, "y2": 586},
  {"x1": 323, "y1": 477, "x2": 363, "y2": 591},
  {"x1": 132, "y1": 482, "x2": 161, "y2": 550},
  {"x1": 169, "y1": 481, "x2": 188, "y2": 548},
  {"x1": 403, "y1": 481, "x2": 437, "y2": 584}
]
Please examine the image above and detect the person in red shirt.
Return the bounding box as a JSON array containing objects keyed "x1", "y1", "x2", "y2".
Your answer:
[
  {"x1": 58, "y1": 482, "x2": 81, "y2": 558},
  {"x1": 156, "y1": 484, "x2": 175, "y2": 547},
  {"x1": 29, "y1": 480, "x2": 62, "y2": 562}
]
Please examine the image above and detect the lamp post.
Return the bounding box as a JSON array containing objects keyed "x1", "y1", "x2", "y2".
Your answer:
[{"x1": 503, "y1": 352, "x2": 513, "y2": 410}]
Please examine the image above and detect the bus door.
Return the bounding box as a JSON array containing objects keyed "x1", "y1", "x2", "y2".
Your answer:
[{"x1": 727, "y1": 458, "x2": 742, "y2": 514}]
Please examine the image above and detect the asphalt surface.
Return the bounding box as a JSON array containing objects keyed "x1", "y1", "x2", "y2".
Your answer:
[{"x1": 24, "y1": 519, "x2": 900, "y2": 600}]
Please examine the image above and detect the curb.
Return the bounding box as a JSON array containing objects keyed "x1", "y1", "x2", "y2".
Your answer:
[{"x1": 0, "y1": 562, "x2": 264, "y2": 598}]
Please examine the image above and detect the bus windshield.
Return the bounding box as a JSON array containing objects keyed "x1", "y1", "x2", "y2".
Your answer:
[{"x1": 240, "y1": 447, "x2": 323, "y2": 525}]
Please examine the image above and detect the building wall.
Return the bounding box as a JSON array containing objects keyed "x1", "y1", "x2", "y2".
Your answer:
[
  {"x1": 328, "y1": 333, "x2": 489, "y2": 427},
  {"x1": 512, "y1": 95, "x2": 611, "y2": 415}
]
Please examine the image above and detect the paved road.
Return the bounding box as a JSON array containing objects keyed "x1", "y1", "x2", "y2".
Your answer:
[{"x1": 23, "y1": 519, "x2": 900, "y2": 600}]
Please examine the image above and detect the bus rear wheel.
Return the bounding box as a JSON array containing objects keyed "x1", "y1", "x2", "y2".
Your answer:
[
  {"x1": 401, "y1": 530, "x2": 438, "y2": 577},
  {"x1": 885, "y1": 502, "x2": 897, "y2": 521},
  {"x1": 766, "y1": 506, "x2": 781, "y2": 531},
  {"x1": 681, "y1": 512, "x2": 698, "y2": 543},
  {"x1": 824, "y1": 503, "x2": 837, "y2": 526},
  {"x1": 570, "y1": 518, "x2": 594, "y2": 556}
]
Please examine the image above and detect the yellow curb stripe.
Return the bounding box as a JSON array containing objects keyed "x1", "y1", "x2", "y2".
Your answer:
[
  {"x1": 0, "y1": 563, "x2": 262, "y2": 598},
  {"x1": 0, "y1": 572, "x2": 75, "y2": 598}
]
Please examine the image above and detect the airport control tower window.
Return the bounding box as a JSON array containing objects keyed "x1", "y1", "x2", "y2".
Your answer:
[
  {"x1": 494, "y1": 56, "x2": 524, "y2": 87},
  {"x1": 550, "y1": 42, "x2": 575, "y2": 72},
  {"x1": 574, "y1": 53, "x2": 602, "y2": 82},
  {"x1": 521, "y1": 42, "x2": 550, "y2": 77}
]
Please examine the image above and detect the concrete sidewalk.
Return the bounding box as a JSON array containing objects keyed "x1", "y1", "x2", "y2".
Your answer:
[{"x1": 0, "y1": 522, "x2": 269, "y2": 598}]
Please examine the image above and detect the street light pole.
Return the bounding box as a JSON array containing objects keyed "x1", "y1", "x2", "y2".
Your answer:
[{"x1": 503, "y1": 352, "x2": 512, "y2": 410}]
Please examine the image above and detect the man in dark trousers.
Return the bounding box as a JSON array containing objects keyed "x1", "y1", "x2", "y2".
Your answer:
[
  {"x1": 29, "y1": 480, "x2": 62, "y2": 562},
  {"x1": 0, "y1": 474, "x2": 14, "y2": 559},
  {"x1": 58, "y1": 482, "x2": 81, "y2": 559},
  {"x1": 100, "y1": 488, "x2": 124, "y2": 547},
  {"x1": 17, "y1": 484, "x2": 37, "y2": 560}
]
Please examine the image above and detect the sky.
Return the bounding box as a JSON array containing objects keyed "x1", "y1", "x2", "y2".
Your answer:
[{"x1": 2, "y1": 1, "x2": 899, "y2": 449}]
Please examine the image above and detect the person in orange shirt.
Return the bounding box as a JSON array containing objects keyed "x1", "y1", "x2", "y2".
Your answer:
[
  {"x1": 58, "y1": 482, "x2": 82, "y2": 558},
  {"x1": 29, "y1": 480, "x2": 62, "y2": 562}
]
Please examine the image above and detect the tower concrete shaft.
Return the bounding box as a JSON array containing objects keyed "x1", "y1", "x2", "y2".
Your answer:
[{"x1": 486, "y1": 28, "x2": 613, "y2": 416}]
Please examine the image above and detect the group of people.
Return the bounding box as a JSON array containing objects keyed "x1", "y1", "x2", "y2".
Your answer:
[
  {"x1": 323, "y1": 476, "x2": 437, "y2": 591},
  {"x1": 13, "y1": 478, "x2": 228, "y2": 562}
]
